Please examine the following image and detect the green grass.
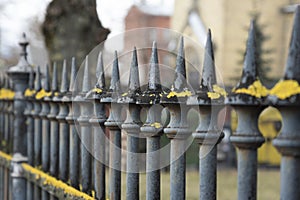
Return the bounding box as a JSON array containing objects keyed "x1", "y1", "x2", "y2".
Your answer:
[{"x1": 115, "y1": 168, "x2": 280, "y2": 199}]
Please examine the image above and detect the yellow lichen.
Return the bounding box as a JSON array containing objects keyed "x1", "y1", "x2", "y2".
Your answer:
[
  {"x1": 122, "y1": 92, "x2": 128, "y2": 97},
  {"x1": 0, "y1": 88, "x2": 15, "y2": 99},
  {"x1": 234, "y1": 80, "x2": 269, "y2": 98},
  {"x1": 24, "y1": 89, "x2": 36, "y2": 97},
  {"x1": 0, "y1": 151, "x2": 12, "y2": 161},
  {"x1": 54, "y1": 92, "x2": 59, "y2": 96},
  {"x1": 150, "y1": 122, "x2": 162, "y2": 128},
  {"x1": 92, "y1": 88, "x2": 103, "y2": 94},
  {"x1": 167, "y1": 90, "x2": 192, "y2": 98},
  {"x1": 269, "y1": 80, "x2": 300, "y2": 100},
  {"x1": 207, "y1": 85, "x2": 227, "y2": 99},
  {"x1": 22, "y1": 163, "x2": 94, "y2": 200},
  {"x1": 35, "y1": 89, "x2": 52, "y2": 100}
]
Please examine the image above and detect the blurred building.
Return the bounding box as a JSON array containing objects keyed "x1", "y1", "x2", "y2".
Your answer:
[{"x1": 171, "y1": 0, "x2": 300, "y2": 86}]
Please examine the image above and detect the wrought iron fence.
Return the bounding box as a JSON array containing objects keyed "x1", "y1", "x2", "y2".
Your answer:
[{"x1": 0, "y1": 6, "x2": 300, "y2": 200}]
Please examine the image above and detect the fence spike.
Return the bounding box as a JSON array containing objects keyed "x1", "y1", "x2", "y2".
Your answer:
[
  {"x1": 129, "y1": 47, "x2": 140, "y2": 92},
  {"x1": 109, "y1": 51, "x2": 121, "y2": 93},
  {"x1": 60, "y1": 59, "x2": 69, "y2": 93},
  {"x1": 51, "y1": 62, "x2": 58, "y2": 92},
  {"x1": 82, "y1": 56, "x2": 91, "y2": 93},
  {"x1": 148, "y1": 41, "x2": 161, "y2": 90},
  {"x1": 69, "y1": 57, "x2": 77, "y2": 92},
  {"x1": 96, "y1": 52, "x2": 105, "y2": 89},
  {"x1": 200, "y1": 29, "x2": 217, "y2": 91},
  {"x1": 174, "y1": 36, "x2": 187, "y2": 91},
  {"x1": 236, "y1": 20, "x2": 257, "y2": 89},
  {"x1": 284, "y1": 5, "x2": 300, "y2": 81},
  {"x1": 35, "y1": 66, "x2": 41, "y2": 91},
  {"x1": 44, "y1": 64, "x2": 50, "y2": 92}
]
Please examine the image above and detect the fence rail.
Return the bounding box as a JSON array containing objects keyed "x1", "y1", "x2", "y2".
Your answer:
[{"x1": 0, "y1": 6, "x2": 300, "y2": 200}]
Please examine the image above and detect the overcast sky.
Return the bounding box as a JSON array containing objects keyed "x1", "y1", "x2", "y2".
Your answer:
[{"x1": 0, "y1": 0, "x2": 174, "y2": 66}]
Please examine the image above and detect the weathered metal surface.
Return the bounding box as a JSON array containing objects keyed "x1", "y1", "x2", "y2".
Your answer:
[
  {"x1": 76, "y1": 57, "x2": 93, "y2": 195},
  {"x1": 65, "y1": 57, "x2": 80, "y2": 190},
  {"x1": 269, "y1": 6, "x2": 300, "y2": 200},
  {"x1": 54, "y1": 60, "x2": 70, "y2": 183},
  {"x1": 137, "y1": 42, "x2": 165, "y2": 200},
  {"x1": 187, "y1": 30, "x2": 225, "y2": 200},
  {"x1": 103, "y1": 52, "x2": 123, "y2": 200},
  {"x1": 226, "y1": 21, "x2": 265, "y2": 200},
  {"x1": 119, "y1": 47, "x2": 142, "y2": 200},
  {"x1": 86, "y1": 52, "x2": 107, "y2": 200},
  {"x1": 161, "y1": 37, "x2": 191, "y2": 200},
  {"x1": 47, "y1": 62, "x2": 59, "y2": 179}
]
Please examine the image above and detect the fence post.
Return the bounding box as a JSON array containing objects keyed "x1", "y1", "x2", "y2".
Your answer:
[
  {"x1": 103, "y1": 52, "x2": 123, "y2": 200},
  {"x1": 66, "y1": 57, "x2": 80, "y2": 190},
  {"x1": 162, "y1": 37, "x2": 191, "y2": 200},
  {"x1": 6, "y1": 34, "x2": 32, "y2": 200},
  {"x1": 119, "y1": 47, "x2": 142, "y2": 200},
  {"x1": 87, "y1": 52, "x2": 107, "y2": 199},
  {"x1": 137, "y1": 42, "x2": 164, "y2": 200},
  {"x1": 38, "y1": 64, "x2": 51, "y2": 200},
  {"x1": 76, "y1": 57, "x2": 93, "y2": 195},
  {"x1": 227, "y1": 21, "x2": 266, "y2": 200},
  {"x1": 187, "y1": 30, "x2": 225, "y2": 200},
  {"x1": 54, "y1": 60, "x2": 69, "y2": 182},
  {"x1": 270, "y1": 6, "x2": 300, "y2": 200},
  {"x1": 48, "y1": 62, "x2": 59, "y2": 179},
  {"x1": 24, "y1": 68, "x2": 35, "y2": 200}
]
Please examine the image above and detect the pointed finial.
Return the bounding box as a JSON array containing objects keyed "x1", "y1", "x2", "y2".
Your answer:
[
  {"x1": 19, "y1": 33, "x2": 29, "y2": 61},
  {"x1": 69, "y1": 57, "x2": 77, "y2": 92},
  {"x1": 284, "y1": 5, "x2": 300, "y2": 81},
  {"x1": 51, "y1": 62, "x2": 58, "y2": 92},
  {"x1": 148, "y1": 41, "x2": 161, "y2": 90},
  {"x1": 128, "y1": 47, "x2": 140, "y2": 92},
  {"x1": 174, "y1": 36, "x2": 187, "y2": 91},
  {"x1": 109, "y1": 51, "x2": 121, "y2": 92},
  {"x1": 44, "y1": 64, "x2": 50, "y2": 92},
  {"x1": 96, "y1": 52, "x2": 105, "y2": 89},
  {"x1": 236, "y1": 21, "x2": 257, "y2": 88},
  {"x1": 60, "y1": 59, "x2": 69, "y2": 93},
  {"x1": 82, "y1": 56, "x2": 91, "y2": 93},
  {"x1": 28, "y1": 68, "x2": 34, "y2": 90},
  {"x1": 200, "y1": 29, "x2": 217, "y2": 91},
  {"x1": 35, "y1": 66, "x2": 41, "y2": 91}
]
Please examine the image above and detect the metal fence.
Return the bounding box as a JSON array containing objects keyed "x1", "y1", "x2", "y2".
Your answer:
[{"x1": 0, "y1": 6, "x2": 300, "y2": 200}]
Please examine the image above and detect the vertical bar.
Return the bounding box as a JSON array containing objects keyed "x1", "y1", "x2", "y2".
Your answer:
[
  {"x1": 126, "y1": 135, "x2": 139, "y2": 199},
  {"x1": 25, "y1": 68, "x2": 35, "y2": 200},
  {"x1": 75, "y1": 57, "x2": 93, "y2": 195},
  {"x1": 236, "y1": 149, "x2": 257, "y2": 199},
  {"x1": 67, "y1": 57, "x2": 80, "y2": 190},
  {"x1": 33, "y1": 67, "x2": 42, "y2": 200},
  {"x1": 146, "y1": 136, "x2": 160, "y2": 200},
  {"x1": 109, "y1": 129, "x2": 121, "y2": 200},
  {"x1": 7, "y1": 34, "x2": 32, "y2": 200},
  {"x1": 55, "y1": 60, "x2": 70, "y2": 183}
]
